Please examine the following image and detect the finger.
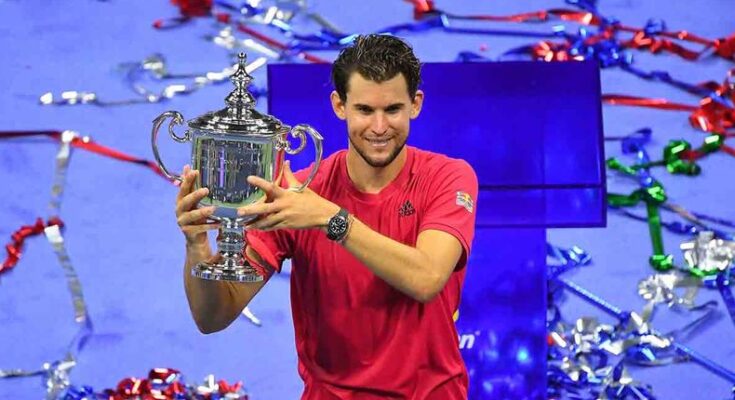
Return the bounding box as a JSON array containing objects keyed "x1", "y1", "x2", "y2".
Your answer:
[
  {"x1": 283, "y1": 161, "x2": 302, "y2": 187},
  {"x1": 246, "y1": 212, "x2": 286, "y2": 230},
  {"x1": 176, "y1": 168, "x2": 198, "y2": 201},
  {"x1": 178, "y1": 206, "x2": 216, "y2": 226},
  {"x1": 237, "y1": 201, "x2": 280, "y2": 217},
  {"x1": 260, "y1": 219, "x2": 289, "y2": 232},
  {"x1": 174, "y1": 165, "x2": 191, "y2": 187},
  {"x1": 207, "y1": 253, "x2": 225, "y2": 264},
  {"x1": 178, "y1": 207, "x2": 215, "y2": 227},
  {"x1": 247, "y1": 175, "x2": 284, "y2": 198},
  {"x1": 176, "y1": 187, "x2": 209, "y2": 215},
  {"x1": 182, "y1": 223, "x2": 221, "y2": 235}
]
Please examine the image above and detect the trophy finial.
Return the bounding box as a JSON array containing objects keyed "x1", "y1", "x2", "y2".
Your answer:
[
  {"x1": 226, "y1": 52, "x2": 255, "y2": 114},
  {"x1": 188, "y1": 51, "x2": 284, "y2": 136}
]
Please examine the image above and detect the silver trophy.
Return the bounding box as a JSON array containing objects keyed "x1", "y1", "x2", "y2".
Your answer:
[{"x1": 152, "y1": 53, "x2": 323, "y2": 282}]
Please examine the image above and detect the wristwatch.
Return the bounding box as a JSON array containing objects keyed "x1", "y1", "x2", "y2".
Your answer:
[{"x1": 326, "y1": 208, "x2": 350, "y2": 242}]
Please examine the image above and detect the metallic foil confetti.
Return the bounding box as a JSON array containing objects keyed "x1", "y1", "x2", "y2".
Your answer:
[
  {"x1": 557, "y1": 278, "x2": 735, "y2": 386},
  {"x1": 62, "y1": 367, "x2": 248, "y2": 399},
  {"x1": 39, "y1": 54, "x2": 268, "y2": 106},
  {"x1": 681, "y1": 231, "x2": 735, "y2": 276},
  {"x1": 207, "y1": 26, "x2": 281, "y2": 58}
]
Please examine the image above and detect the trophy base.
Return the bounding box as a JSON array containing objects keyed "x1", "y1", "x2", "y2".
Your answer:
[{"x1": 192, "y1": 261, "x2": 264, "y2": 282}]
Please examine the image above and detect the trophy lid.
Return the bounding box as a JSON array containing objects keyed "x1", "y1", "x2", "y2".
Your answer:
[{"x1": 188, "y1": 53, "x2": 284, "y2": 136}]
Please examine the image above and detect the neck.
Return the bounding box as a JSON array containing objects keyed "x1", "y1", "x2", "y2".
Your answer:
[{"x1": 346, "y1": 146, "x2": 408, "y2": 194}]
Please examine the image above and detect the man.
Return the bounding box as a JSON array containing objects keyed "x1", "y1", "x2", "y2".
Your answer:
[{"x1": 175, "y1": 34, "x2": 478, "y2": 399}]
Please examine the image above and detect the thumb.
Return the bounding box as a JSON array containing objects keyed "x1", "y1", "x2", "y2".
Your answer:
[{"x1": 284, "y1": 160, "x2": 302, "y2": 187}]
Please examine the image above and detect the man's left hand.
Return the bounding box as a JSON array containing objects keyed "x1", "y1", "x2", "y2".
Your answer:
[{"x1": 238, "y1": 161, "x2": 340, "y2": 231}]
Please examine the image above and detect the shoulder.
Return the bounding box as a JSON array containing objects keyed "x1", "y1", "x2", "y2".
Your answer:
[
  {"x1": 412, "y1": 147, "x2": 477, "y2": 185},
  {"x1": 292, "y1": 149, "x2": 346, "y2": 189}
]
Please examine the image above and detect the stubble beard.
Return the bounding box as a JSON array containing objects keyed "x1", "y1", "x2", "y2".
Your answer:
[{"x1": 348, "y1": 134, "x2": 407, "y2": 168}]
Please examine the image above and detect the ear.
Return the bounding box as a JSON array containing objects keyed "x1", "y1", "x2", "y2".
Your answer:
[
  {"x1": 330, "y1": 91, "x2": 346, "y2": 120},
  {"x1": 410, "y1": 89, "x2": 424, "y2": 119}
]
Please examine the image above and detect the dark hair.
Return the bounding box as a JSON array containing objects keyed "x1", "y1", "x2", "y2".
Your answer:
[{"x1": 331, "y1": 34, "x2": 422, "y2": 102}]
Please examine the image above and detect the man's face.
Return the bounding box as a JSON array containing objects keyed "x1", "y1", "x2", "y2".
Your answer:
[{"x1": 331, "y1": 72, "x2": 424, "y2": 168}]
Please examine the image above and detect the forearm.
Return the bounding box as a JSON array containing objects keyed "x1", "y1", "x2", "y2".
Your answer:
[
  {"x1": 183, "y1": 242, "x2": 253, "y2": 333},
  {"x1": 340, "y1": 218, "x2": 446, "y2": 303},
  {"x1": 236, "y1": 175, "x2": 456, "y2": 302}
]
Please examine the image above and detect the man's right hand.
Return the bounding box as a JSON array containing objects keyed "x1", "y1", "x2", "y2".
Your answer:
[{"x1": 175, "y1": 165, "x2": 219, "y2": 248}]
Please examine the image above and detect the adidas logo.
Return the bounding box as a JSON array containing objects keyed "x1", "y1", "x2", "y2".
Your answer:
[{"x1": 398, "y1": 200, "x2": 415, "y2": 217}]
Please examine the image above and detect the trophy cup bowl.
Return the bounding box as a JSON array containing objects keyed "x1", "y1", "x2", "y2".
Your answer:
[{"x1": 151, "y1": 53, "x2": 323, "y2": 282}]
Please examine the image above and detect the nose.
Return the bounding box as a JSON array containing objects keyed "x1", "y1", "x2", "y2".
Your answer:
[{"x1": 371, "y1": 112, "x2": 389, "y2": 135}]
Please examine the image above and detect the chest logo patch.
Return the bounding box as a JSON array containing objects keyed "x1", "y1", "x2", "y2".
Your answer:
[
  {"x1": 398, "y1": 200, "x2": 416, "y2": 217},
  {"x1": 456, "y1": 191, "x2": 474, "y2": 213}
]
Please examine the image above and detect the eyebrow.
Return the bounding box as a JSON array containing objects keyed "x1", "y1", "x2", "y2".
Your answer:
[{"x1": 353, "y1": 103, "x2": 406, "y2": 111}]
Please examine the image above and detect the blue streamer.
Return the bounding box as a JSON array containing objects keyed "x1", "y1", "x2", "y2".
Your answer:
[
  {"x1": 547, "y1": 243, "x2": 592, "y2": 279},
  {"x1": 616, "y1": 128, "x2": 656, "y2": 188},
  {"x1": 565, "y1": 0, "x2": 600, "y2": 14},
  {"x1": 715, "y1": 271, "x2": 735, "y2": 326}
]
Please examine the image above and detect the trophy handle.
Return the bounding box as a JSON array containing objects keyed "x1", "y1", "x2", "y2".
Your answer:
[
  {"x1": 151, "y1": 111, "x2": 190, "y2": 182},
  {"x1": 282, "y1": 124, "x2": 323, "y2": 192}
]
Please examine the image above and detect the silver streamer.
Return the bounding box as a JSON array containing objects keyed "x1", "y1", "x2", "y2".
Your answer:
[
  {"x1": 681, "y1": 231, "x2": 735, "y2": 275},
  {"x1": 637, "y1": 271, "x2": 708, "y2": 326},
  {"x1": 244, "y1": 0, "x2": 299, "y2": 24},
  {"x1": 0, "y1": 131, "x2": 92, "y2": 399},
  {"x1": 39, "y1": 55, "x2": 268, "y2": 106},
  {"x1": 243, "y1": 0, "x2": 343, "y2": 33},
  {"x1": 207, "y1": 27, "x2": 282, "y2": 58},
  {"x1": 549, "y1": 316, "x2": 660, "y2": 398},
  {"x1": 37, "y1": 1, "x2": 338, "y2": 107},
  {"x1": 241, "y1": 306, "x2": 262, "y2": 326}
]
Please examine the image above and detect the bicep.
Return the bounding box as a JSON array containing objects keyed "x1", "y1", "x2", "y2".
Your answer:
[{"x1": 416, "y1": 229, "x2": 464, "y2": 284}]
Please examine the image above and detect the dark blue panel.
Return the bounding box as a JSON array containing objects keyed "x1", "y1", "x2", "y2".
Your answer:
[
  {"x1": 458, "y1": 228, "x2": 547, "y2": 400},
  {"x1": 477, "y1": 187, "x2": 606, "y2": 228}
]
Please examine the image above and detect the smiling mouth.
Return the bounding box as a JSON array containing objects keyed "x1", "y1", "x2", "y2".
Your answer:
[{"x1": 365, "y1": 137, "x2": 391, "y2": 148}]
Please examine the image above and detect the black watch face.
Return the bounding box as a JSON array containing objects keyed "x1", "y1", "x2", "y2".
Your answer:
[{"x1": 329, "y1": 217, "x2": 348, "y2": 237}]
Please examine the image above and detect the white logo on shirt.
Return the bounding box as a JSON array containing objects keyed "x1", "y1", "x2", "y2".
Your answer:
[{"x1": 455, "y1": 191, "x2": 474, "y2": 213}]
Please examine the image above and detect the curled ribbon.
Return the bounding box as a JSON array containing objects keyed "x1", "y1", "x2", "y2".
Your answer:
[
  {"x1": 681, "y1": 231, "x2": 735, "y2": 276},
  {"x1": 61, "y1": 367, "x2": 248, "y2": 399},
  {"x1": 1, "y1": 217, "x2": 64, "y2": 276},
  {"x1": 559, "y1": 278, "x2": 735, "y2": 386},
  {"x1": 407, "y1": 0, "x2": 735, "y2": 62},
  {"x1": 0, "y1": 132, "x2": 94, "y2": 399},
  {"x1": 39, "y1": 54, "x2": 269, "y2": 106}
]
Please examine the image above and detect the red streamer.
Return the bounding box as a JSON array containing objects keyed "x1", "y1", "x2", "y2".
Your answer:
[
  {"x1": 621, "y1": 32, "x2": 701, "y2": 61},
  {"x1": 172, "y1": 0, "x2": 212, "y2": 17},
  {"x1": 0, "y1": 131, "x2": 169, "y2": 181},
  {"x1": 0, "y1": 130, "x2": 173, "y2": 274},
  {"x1": 602, "y1": 67, "x2": 735, "y2": 157},
  {"x1": 1, "y1": 217, "x2": 64, "y2": 275},
  {"x1": 153, "y1": 0, "x2": 212, "y2": 29},
  {"x1": 405, "y1": 1, "x2": 734, "y2": 62},
  {"x1": 99, "y1": 368, "x2": 246, "y2": 399},
  {"x1": 602, "y1": 94, "x2": 697, "y2": 111},
  {"x1": 232, "y1": 21, "x2": 329, "y2": 64},
  {"x1": 603, "y1": 68, "x2": 735, "y2": 139}
]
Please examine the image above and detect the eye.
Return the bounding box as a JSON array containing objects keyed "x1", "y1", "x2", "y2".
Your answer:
[{"x1": 385, "y1": 106, "x2": 403, "y2": 114}]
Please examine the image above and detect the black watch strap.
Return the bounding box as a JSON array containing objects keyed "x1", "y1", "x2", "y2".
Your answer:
[{"x1": 326, "y1": 208, "x2": 350, "y2": 241}]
